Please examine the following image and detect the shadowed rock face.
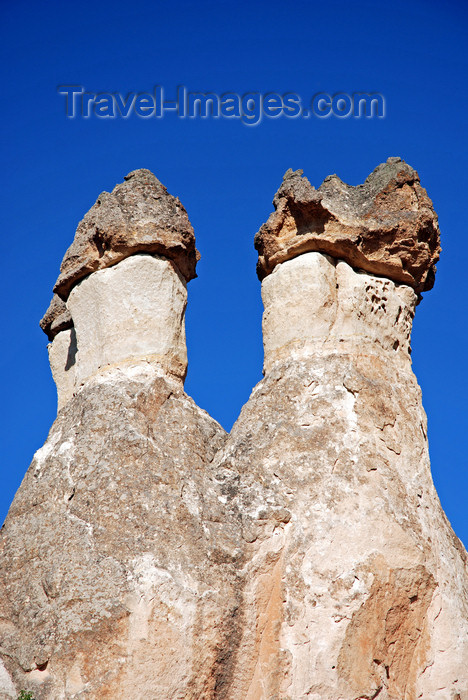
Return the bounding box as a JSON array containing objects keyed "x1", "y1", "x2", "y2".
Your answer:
[
  {"x1": 255, "y1": 157, "x2": 441, "y2": 293},
  {"x1": 52, "y1": 168, "x2": 200, "y2": 301},
  {"x1": 39, "y1": 294, "x2": 72, "y2": 341}
]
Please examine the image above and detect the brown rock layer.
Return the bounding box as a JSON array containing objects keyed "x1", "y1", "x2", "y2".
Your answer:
[
  {"x1": 39, "y1": 294, "x2": 73, "y2": 341},
  {"x1": 53, "y1": 168, "x2": 200, "y2": 301},
  {"x1": 337, "y1": 562, "x2": 437, "y2": 699},
  {"x1": 255, "y1": 157, "x2": 441, "y2": 293}
]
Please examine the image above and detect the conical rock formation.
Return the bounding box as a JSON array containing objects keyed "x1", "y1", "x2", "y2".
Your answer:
[
  {"x1": 0, "y1": 172, "x2": 240, "y2": 699},
  {"x1": 214, "y1": 250, "x2": 468, "y2": 698},
  {"x1": 0, "y1": 161, "x2": 467, "y2": 700}
]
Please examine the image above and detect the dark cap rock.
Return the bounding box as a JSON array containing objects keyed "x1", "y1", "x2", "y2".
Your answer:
[
  {"x1": 255, "y1": 157, "x2": 441, "y2": 293},
  {"x1": 53, "y1": 169, "x2": 200, "y2": 300},
  {"x1": 40, "y1": 294, "x2": 73, "y2": 341}
]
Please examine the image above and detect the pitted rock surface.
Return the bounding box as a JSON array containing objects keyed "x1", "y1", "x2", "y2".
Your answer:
[
  {"x1": 53, "y1": 169, "x2": 199, "y2": 300},
  {"x1": 255, "y1": 157, "x2": 441, "y2": 293}
]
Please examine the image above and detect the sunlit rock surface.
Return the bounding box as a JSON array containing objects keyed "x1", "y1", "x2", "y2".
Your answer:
[
  {"x1": 255, "y1": 157, "x2": 441, "y2": 293},
  {"x1": 1, "y1": 163, "x2": 466, "y2": 700},
  {"x1": 214, "y1": 250, "x2": 468, "y2": 699}
]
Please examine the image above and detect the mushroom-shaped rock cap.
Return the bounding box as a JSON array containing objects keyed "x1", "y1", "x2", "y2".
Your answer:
[
  {"x1": 255, "y1": 157, "x2": 441, "y2": 293},
  {"x1": 40, "y1": 294, "x2": 73, "y2": 341},
  {"x1": 53, "y1": 169, "x2": 200, "y2": 300}
]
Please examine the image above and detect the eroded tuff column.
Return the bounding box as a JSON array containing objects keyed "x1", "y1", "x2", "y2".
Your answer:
[
  {"x1": 43, "y1": 252, "x2": 188, "y2": 409},
  {"x1": 40, "y1": 168, "x2": 200, "y2": 409},
  {"x1": 213, "y1": 159, "x2": 468, "y2": 699},
  {"x1": 43, "y1": 253, "x2": 188, "y2": 410},
  {"x1": 0, "y1": 170, "x2": 241, "y2": 700}
]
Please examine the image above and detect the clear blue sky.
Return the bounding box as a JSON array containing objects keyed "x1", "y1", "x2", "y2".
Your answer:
[{"x1": 1, "y1": 0, "x2": 467, "y2": 547}]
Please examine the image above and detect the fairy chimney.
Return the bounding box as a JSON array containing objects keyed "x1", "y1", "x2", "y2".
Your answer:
[{"x1": 1, "y1": 161, "x2": 466, "y2": 700}]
